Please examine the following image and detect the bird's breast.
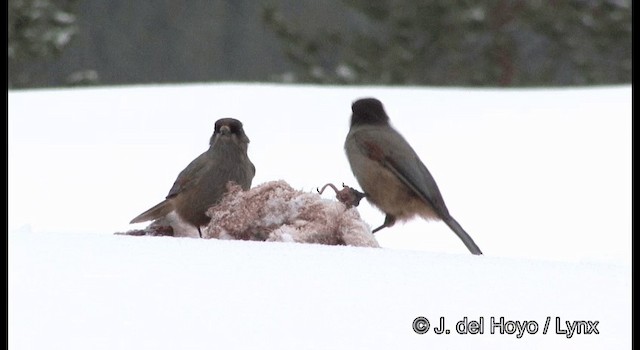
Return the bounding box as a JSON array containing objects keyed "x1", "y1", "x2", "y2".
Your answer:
[{"x1": 346, "y1": 140, "x2": 438, "y2": 221}]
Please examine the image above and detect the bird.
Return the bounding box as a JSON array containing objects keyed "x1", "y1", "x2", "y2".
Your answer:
[
  {"x1": 344, "y1": 98, "x2": 482, "y2": 255},
  {"x1": 130, "y1": 118, "x2": 255, "y2": 237}
]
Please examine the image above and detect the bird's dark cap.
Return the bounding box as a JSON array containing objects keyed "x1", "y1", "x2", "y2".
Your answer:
[
  {"x1": 215, "y1": 118, "x2": 243, "y2": 131},
  {"x1": 214, "y1": 118, "x2": 246, "y2": 136},
  {"x1": 351, "y1": 98, "x2": 390, "y2": 126},
  {"x1": 211, "y1": 118, "x2": 250, "y2": 145}
]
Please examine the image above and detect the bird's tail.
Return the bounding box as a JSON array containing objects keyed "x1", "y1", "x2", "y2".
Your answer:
[
  {"x1": 442, "y1": 216, "x2": 483, "y2": 255},
  {"x1": 130, "y1": 200, "x2": 173, "y2": 224}
]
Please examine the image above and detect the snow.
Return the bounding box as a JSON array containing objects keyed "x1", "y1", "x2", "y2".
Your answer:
[
  {"x1": 8, "y1": 83, "x2": 631, "y2": 349},
  {"x1": 9, "y1": 232, "x2": 631, "y2": 349}
]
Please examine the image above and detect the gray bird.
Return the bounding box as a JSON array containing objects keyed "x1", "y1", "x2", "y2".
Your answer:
[
  {"x1": 344, "y1": 98, "x2": 482, "y2": 255},
  {"x1": 130, "y1": 118, "x2": 255, "y2": 237}
]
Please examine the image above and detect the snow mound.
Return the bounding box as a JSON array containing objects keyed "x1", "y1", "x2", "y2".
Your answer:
[{"x1": 205, "y1": 180, "x2": 378, "y2": 247}]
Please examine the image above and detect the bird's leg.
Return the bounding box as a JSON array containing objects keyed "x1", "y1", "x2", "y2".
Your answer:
[
  {"x1": 372, "y1": 214, "x2": 396, "y2": 233},
  {"x1": 198, "y1": 226, "x2": 203, "y2": 238}
]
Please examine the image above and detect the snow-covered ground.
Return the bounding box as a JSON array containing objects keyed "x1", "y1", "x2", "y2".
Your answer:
[{"x1": 9, "y1": 84, "x2": 631, "y2": 349}]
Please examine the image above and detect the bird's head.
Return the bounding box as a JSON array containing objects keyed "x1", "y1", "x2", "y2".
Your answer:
[
  {"x1": 350, "y1": 98, "x2": 390, "y2": 127},
  {"x1": 210, "y1": 118, "x2": 250, "y2": 148}
]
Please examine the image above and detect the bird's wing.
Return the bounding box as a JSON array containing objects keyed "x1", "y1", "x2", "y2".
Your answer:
[
  {"x1": 352, "y1": 127, "x2": 482, "y2": 255},
  {"x1": 353, "y1": 128, "x2": 450, "y2": 216},
  {"x1": 166, "y1": 151, "x2": 210, "y2": 198}
]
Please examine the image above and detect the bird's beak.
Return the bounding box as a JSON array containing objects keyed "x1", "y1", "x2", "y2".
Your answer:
[{"x1": 220, "y1": 125, "x2": 231, "y2": 135}]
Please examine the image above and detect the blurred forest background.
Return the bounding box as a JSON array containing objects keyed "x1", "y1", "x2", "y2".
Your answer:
[{"x1": 8, "y1": 0, "x2": 631, "y2": 89}]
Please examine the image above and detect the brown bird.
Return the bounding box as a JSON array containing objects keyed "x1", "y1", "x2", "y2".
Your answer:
[
  {"x1": 130, "y1": 118, "x2": 255, "y2": 237},
  {"x1": 344, "y1": 98, "x2": 482, "y2": 255}
]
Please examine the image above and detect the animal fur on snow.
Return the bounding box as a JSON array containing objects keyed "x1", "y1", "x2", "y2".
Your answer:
[
  {"x1": 119, "y1": 180, "x2": 379, "y2": 248},
  {"x1": 204, "y1": 180, "x2": 378, "y2": 247}
]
